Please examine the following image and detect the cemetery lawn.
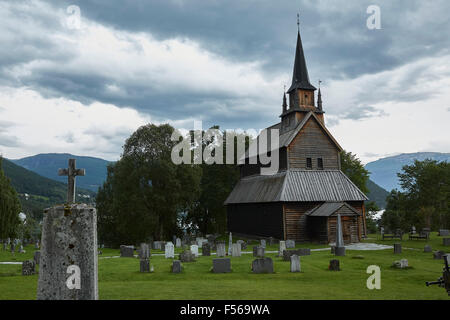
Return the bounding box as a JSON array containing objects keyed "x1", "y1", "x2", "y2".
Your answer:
[{"x1": 1, "y1": 233, "x2": 449, "y2": 300}]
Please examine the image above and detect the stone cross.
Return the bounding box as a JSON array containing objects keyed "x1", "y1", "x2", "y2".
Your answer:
[{"x1": 58, "y1": 159, "x2": 85, "y2": 204}]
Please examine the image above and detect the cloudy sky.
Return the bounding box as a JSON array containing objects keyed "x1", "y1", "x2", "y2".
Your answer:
[{"x1": 0, "y1": 0, "x2": 449, "y2": 164}]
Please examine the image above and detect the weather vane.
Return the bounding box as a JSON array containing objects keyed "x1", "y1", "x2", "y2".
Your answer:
[
  {"x1": 297, "y1": 13, "x2": 300, "y2": 32},
  {"x1": 319, "y1": 79, "x2": 322, "y2": 88}
]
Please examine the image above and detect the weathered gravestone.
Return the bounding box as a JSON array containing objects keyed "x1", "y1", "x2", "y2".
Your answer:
[
  {"x1": 237, "y1": 240, "x2": 246, "y2": 250},
  {"x1": 253, "y1": 246, "x2": 264, "y2": 258},
  {"x1": 172, "y1": 260, "x2": 182, "y2": 273},
  {"x1": 290, "y1": 255, "x2": 301, "y2": 272},
  {"x1": 34, "y1": 251, "x2": 41, "y2": 265},
  {"x1": 329, "y1": 259, "x2": 340, "y2": 271},
  {"x1": 120, "y1": 245, "x2": 135, "y2": 257},
  {"x1": 434, "y1": 251, "x2": 446, "y2": 260},
  {"x1": 439, "y1": 229, "x2": 450, "y2": 237},
  {"x1": 139, "y1": 243, "x2": 150, "y2": 259},
  {"x1": 202, "y1": 243, "x2": 211, "y2": 256},
  {"x1": 216, "y1": 242, "x2": 226, "y2": 257},
  {"x1": 335, "y1": 246, "x2": 346, "y2": 257},
  {"x1": 278, "y1": 241, "x2": 286, "y2": 257},
  {"x1": 424, "y1": 245, "x2": 432, "y2": 253},
  {"x1": 140, "y1": 259, "x2": 150, "y2": 273},
  {"x1": 260, "y1": 239, "x2": 266, "y2": 248},
  {"x1": 285, "y1": 240, "x2": 295, "y2": 249},
  {"x1": 394, "y1": 243, "x2": 402, "y2": 254},
  {"x1": 392, "y1": 259, "x2": 408, "y2": 269},
  {"x1": 231, "y1": 243, "x2": 241, "y2": 257},
  {"x1": 190, "y1": 245, "x2": 199, "y2": 258},
  {"x1": 269, "y1": 237, "x2": 275, "y2": 246},
  {"x1": 335, "y1": 214, "x2": 345, "y2": 256},
  {"x1": 165, "y1": 242, "x2": 175, "y2": 259},
  {"x1": 252, "y1": 257, "x2": 274, "y2": 273},
  {"x1": 196, "y1": 238, "x2": 204, "y2": 248},
  {"x1": 37, "y1": 159, "x2": 98, "y2": 300},
  {"x1": 22, "y1": 260, "x2": 36, "y2": 276},
  {"x1": 175, "y1": 238, "x2": 182, "y2": 248},
  {"x1": 179, "y1": 249, "x2": 196, "y2": 262},
  {"x1": 443, "y1": 238, "x2": 450, "y2": 246},
  {"x1": 228, "y1": 232, "x2": 233, "y2": 256},
  {"x1": 213, "y1": 258, "x2": 231, "y2": 273}
]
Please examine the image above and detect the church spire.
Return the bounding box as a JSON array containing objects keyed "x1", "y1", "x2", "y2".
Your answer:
[
  {"x1": 287, "y1": 20, "x2": 316, "y2": 93},
  {"x1": 318, "y1": 80, "x2": 323, "y2": 111},
  {"x1": 282, "y1": 91, "x2": 287, "y2": 113}
]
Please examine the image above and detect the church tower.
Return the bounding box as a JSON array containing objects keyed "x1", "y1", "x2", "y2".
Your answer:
[{"x1": 280, "y1": 25, "x2": 325, "y2": 133}]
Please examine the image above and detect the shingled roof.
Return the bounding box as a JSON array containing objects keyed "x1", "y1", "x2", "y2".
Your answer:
[
  {"x1": 304, "y1": 202, "x2": 361, "y2": 217},
  {"x1": 224, "y1": 169, "x2": 368, "y2": 204}
]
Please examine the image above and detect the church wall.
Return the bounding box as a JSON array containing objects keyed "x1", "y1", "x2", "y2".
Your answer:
[
  {"x1": 283, "y1": 202, "x2": 321, "y2": 241},
  {"x1": 287, "y1": 117, "x2": 340, "y2": 170}
]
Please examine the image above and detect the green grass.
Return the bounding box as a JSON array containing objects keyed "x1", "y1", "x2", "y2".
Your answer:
[{"x1": 1, "y1": 233, "x2": 449, "y2": 300}]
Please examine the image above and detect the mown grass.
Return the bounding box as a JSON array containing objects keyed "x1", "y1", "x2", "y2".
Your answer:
[{"x1": 0, "y1": 233, "x2": 449, "y2": 300}]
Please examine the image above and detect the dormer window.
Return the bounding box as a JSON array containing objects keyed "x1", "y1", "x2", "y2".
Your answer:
[{"x1": 306, "y1": 157, "x2": 312, "y2": 169}]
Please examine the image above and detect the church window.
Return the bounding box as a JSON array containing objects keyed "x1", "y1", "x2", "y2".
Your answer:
[
  {"x1": 317, "y1": 158, "x2": 323, "y2": 170},
  {"x1": 306, "y1": 157, "x2": 312, "y2": 169}
]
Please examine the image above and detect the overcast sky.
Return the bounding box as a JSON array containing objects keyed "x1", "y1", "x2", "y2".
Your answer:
[{"x1": 0, "y1": 0, "x2": 449, "y2": 164}]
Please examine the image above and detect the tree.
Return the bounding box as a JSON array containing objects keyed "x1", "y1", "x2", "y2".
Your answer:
[
  {"x1": 365, "y1": 201, "x2": 380, "y2": 233},
  {"x1": 340, "y1": 151, "x2": 370, "y2": 194},
  {"x1": 96, "y1": 124, "x2": 201, "y2": 246},
  {"x1": 0, "y1": 157, "x2": 22, "y2": 240}
]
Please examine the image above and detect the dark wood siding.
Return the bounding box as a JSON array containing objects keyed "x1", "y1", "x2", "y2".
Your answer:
[
  {"x1": 227, "y1": 203, "x2": 284, "y2": 239},
  {"x1": 283, "y1": 202, "x2": 321, "y2": 241},
  {"x1": 288, "y1": 117, "x2": 340, "y2": 170}
]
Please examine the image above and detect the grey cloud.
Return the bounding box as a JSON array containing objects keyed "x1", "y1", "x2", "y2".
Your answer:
[{"x1": 0, "y1": 133, "x2": 21, "y2": 148}]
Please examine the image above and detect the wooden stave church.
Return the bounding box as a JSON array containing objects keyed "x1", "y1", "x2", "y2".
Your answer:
[{"x1": 224, "y1": 28, "x2": 368, "y2": 244}]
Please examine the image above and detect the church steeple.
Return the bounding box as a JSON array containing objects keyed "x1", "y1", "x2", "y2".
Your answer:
[{"x1": 287, "y1": 30, "x2": 316, "y2": 94}]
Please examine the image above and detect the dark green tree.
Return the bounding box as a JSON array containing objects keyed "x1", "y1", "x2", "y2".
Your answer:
[
  {"x1": 340, "y1": 150, "x2": 370, "y2": 194},
  {"x1": 0, "y1": 157, "x2": 22, "y2": 240}
]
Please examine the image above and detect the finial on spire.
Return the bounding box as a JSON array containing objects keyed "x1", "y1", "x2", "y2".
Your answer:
[
  {"x1": 318, "y1": 79, "x2": 322, "y2": 89},
  {"x1": 297, "y1": 13, "x2": 300, "y2": 32}
]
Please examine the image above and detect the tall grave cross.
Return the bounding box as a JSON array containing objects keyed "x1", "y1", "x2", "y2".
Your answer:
[{"x1": 58, "y1": 159, "x2": 85, "y2": 203}]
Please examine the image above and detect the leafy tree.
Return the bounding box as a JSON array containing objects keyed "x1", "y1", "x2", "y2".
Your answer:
[
  {"x1": 340, "y1": 151, "x2": 370, "y2": 194},
  {"x1": 0, "y1": 157, "x2": 22, "y2": 240},
  {"x1": 96, "y1": 124, "x2": 201, "y2": 246},
  {"x1": 365, "y1": 201, "x2": 380, "y2": 233}
]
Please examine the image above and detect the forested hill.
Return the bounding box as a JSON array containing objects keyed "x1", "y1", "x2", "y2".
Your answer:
[
  {"x1": 365, "y1": 179, "x2": 389, "y2": 209},
  {"x1": 11, "y1": 153, "x2": 111, "y2": 192},
  {"x1": 1, "y1": 158, "x2": 95, "y2": 218}
]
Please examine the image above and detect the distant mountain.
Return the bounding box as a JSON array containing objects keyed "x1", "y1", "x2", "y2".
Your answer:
[
  {"x1": 1, "y1": 158, "x2": 95, "y2": 218},
  {"x1": 365, "y1": 152, "x2": 450, "y2": 192},
  {"x1": 10, "y1": 153, "x2": 112, "y2": 192},
  {"x1": 365, "y1": 179, "x2": 389, "y2": 209}
]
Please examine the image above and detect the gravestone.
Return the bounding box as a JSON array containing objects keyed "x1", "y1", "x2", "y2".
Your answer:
[
  {"x1": 165, "y1": 242, "x2": 175, "y2": 259},
  {"x1": 260, "y1": 239, "x2": 266, "y2": 248},
  {"x1": 237, "y1": 240, "x2": 245, "y2": 250},
  {"x1": 140, "y1": 259, "x2": 150, "y2": 272},
  {"x1": 139, "y1": 243, "x2": 150, "y2": 259},
  {"x1": 10, "y1": 243, "x2": 15, "y2": 253},
  {"x1": 37, "y1": 159, "x2": 98, "y2": 300},
  {"x1": 290, "y1": 255, "x2": 301, "y2": 272},
  {"x1": 176, "y1": 238, "x2": 182, "y2": 248},
  {"x1": 196, "y1": 238, "x2": 204, "y2": 249},
  {"x1": 439, "y1": 229, "x2": 450, "y2": 237},
  {"x1": 179, "y1": 249, "x2": 196, "y2": 262},
  {"x1": 269, "y1": 237, "x2": 275, "y2": 246},
  {"x1": 216, "y1": 242, "x2": 226, "y2": 257},
  {"x1": 231, "y1": 243, "x2": 241, "y2": 257},
  {"x1": 278, "y1": 241, "x2": 286, "y2": 257},
  {"x1": 335, "y1": 246, "x2": 346, "y2": 257},
  {"x1": 256, "y1": 246, "x2": 265, "y2": 258},
  {"x1": 22, "y1": 260, "x2": 36, "y2": 276},
  {"x1": 443, "y1": 238, "x2": 450, "y2": 246},
  {"x1": 394, "y1": 243, "x2": 402, "y2": 254},
  {"x1": 202, "y1": 243, "x2": 211, "y2": 256},
  {"x1": 19, "y1": 245, "x2": 25, "y2": 253},
  {"x1": 34, "y1": 251, "x2": 41, "y2": 265},
  {"x1": 120, "y1": 245, "x2": 135, "y2": 257},
  {"x1": 434, "y1": 251, "x2": 446, "y2": 260},
  {"x1": 286, "y1": 240, "x2": 295, "y2": 249},
  {"x1": 212, "y1": 258, "x2": 231, "y2": 273},
  {"x1": 329, "y1": 259, "x2": 340, "y2": 271},
  {"x1": 252, "y1": 257, "x2": 274, "y2": 273},
  {"x1": 172, "y1": 260, "x2": 182, "y2": 273},
  {"x1": 173, "y1": 235, "x2": 177, "y2": 245},
  {"x1": 424, "y1": 245, "x2": 432, "y2": 253},
  {"x1": 228, "y1": 232, "x2": 232, "y2": 256},
  {"x1": 35, "y1": 240, "x2": 40, "y2": 249},
  {"x1": 190, "y1": 244, "x2": 199, "y2": 258}
]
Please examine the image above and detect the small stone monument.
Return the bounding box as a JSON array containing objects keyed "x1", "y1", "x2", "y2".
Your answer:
[
  {"x1": 424, "y1": 245, "x2": 432, "y2": 253},
  {"x1": 335, "y1": 214, "x2": 345, "y2": 256},
  {"x1": 22, "y1": 260, "x2": 36, "y2": 276},
  {"x1": 394, "y1": 243, "x2": 402, "y2": 254},
  {"x1": 278, "y1": 241, "x2": 286, "y2": 257},
  {"x1": 179, "y1": 248, "x2": 196, "y2": 262},
  {"x1": 290, "y1": 255, "x2": 301, "y2": 272},
  {"x1": 439, "y1": 229, "x2": 450, "y2": 237},
  {"x1": 140, "y1": 258, "x2": 150, "y2": 272},
  {"x1": 228, "y1": 232, "x2": 232, "y2": 256},
  {"x1": 172, "y1": 260, "x2": 182, "y2": 273},
  {"x1": 252, "y1": 257, "x2": 274, "y2": 273},
  {"x1": 120, "y1": 245, "x2": 135, "y2": 257},
  {"x1": 202, "y1": 243, "x2": 211, "y2": 256},
  {"x1": 139, "y1": 243, "x2": 150, "y2": 259},
  {"x1": 34, "y1": 251, "x2": 41, "y2": 265},
  {"x1": 190, "y1": 244, "x2": 199, "y2": 257},
  {"x1": 335, "y1": 246, "x2": 346, "y2": 256},
  {"x1": 260, "y1": 239, "x2": 266, "y2": 248},
  {"x1": 37, "y1": 159, "x2": 98, "y2": 300},
  {"x1": 392, "y1": 259, "x2": 408, "y2": 269},
  {"x1": 176, "y1": 238, "x2": 182, "y2": 248},
  {"x1": 216, "y1": 242, "x2": 226, "y2": 257},
  {"x1": 165, "y1": 242, "x2": 175, "y2": 259},
  {"x1": 329, "y1": 259, "x2": 340, "y2": 271},
  {"x1": 213, "y1": 258, "x2": 231, "y2": 273},
  {"x1": 231, "y1": 243, "x2": 241, "y2": 257},
  {"x1": 285, "y1": 240, "x2": 295, "y2": 249},
  {"x1": 196, "y1": 238, "x2": 204, "y2": 249},
  {"x1": 433, "y1": 250, "x2": 446, "y2": 260},
  {"x1": 256, "y1": 246, "x2": 265, "y2": 258}
]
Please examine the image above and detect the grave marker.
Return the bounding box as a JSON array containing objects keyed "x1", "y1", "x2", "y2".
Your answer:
[
  {"x1": 216, "y1": 242, "x2": 226, "y2": 257},
  {"x1": 252, "y1": 258, "x2": 274, "y2": 273},
  {"x1": 165, "y1": 242, "x2": 175, "y2": 259},
  {"x1": 213, "y1": 258, "x2": 231, "y2": 273},
  {"x1": 290, "y1": 255, "x2": 301, "y2": 272}
]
